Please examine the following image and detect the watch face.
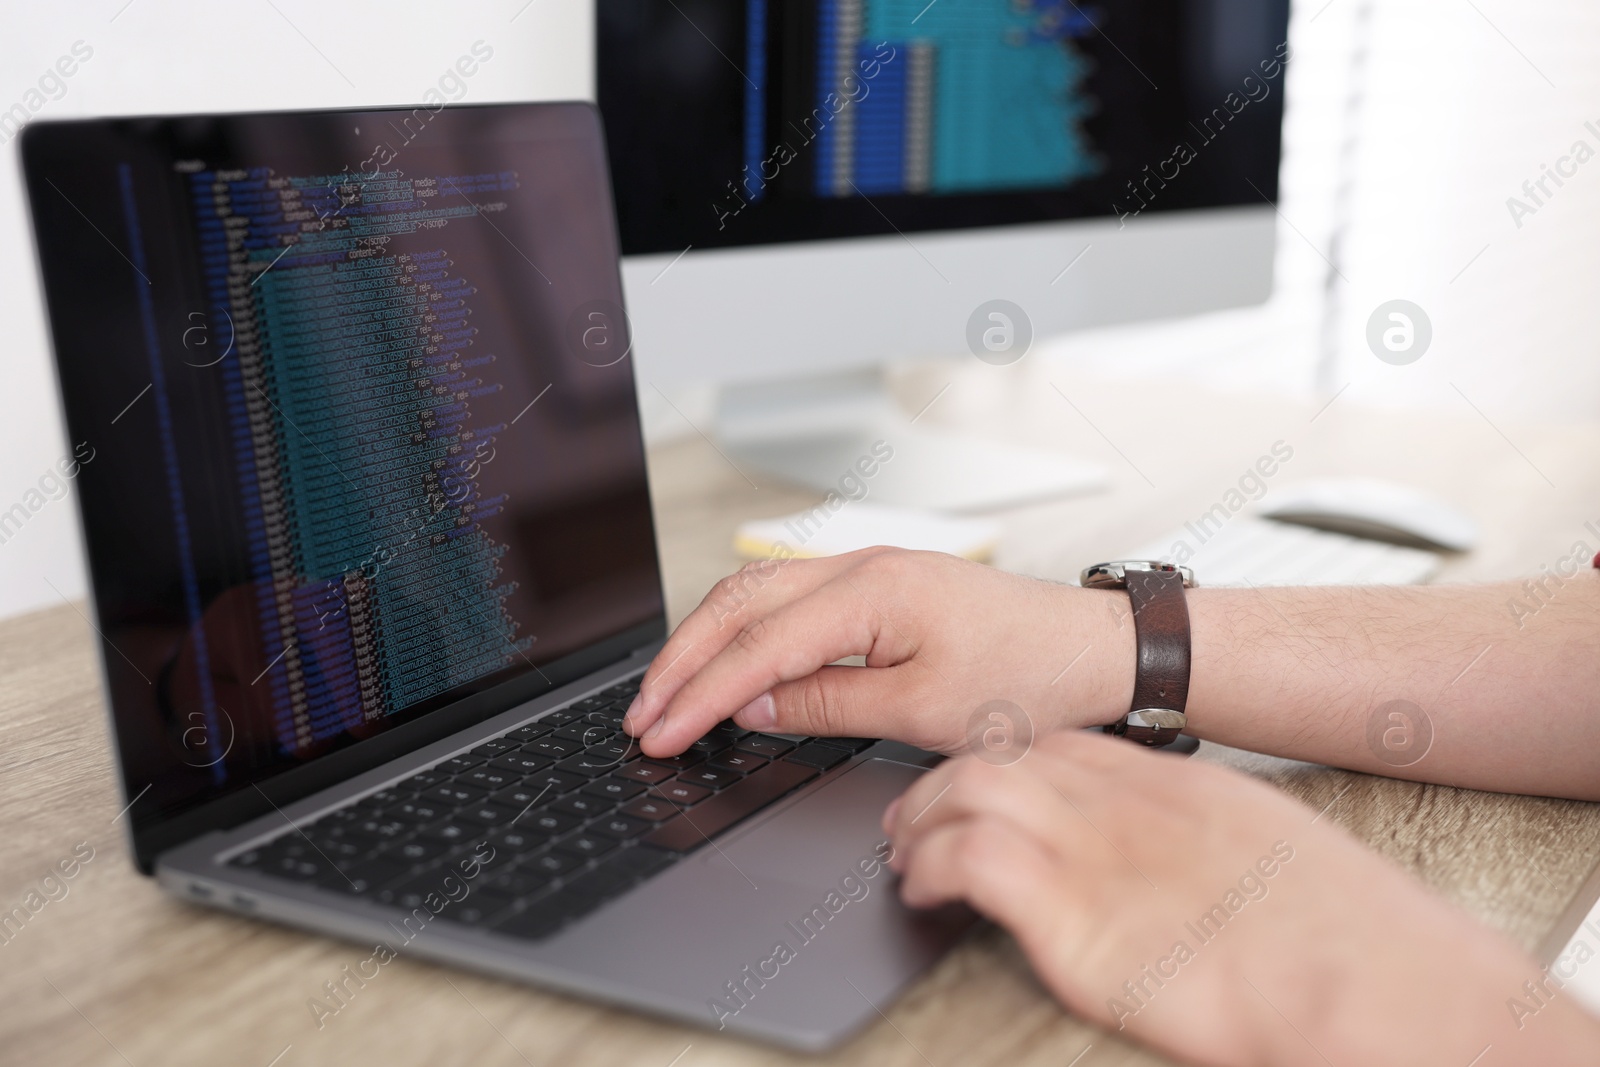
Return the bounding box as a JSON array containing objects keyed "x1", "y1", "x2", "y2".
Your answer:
[{"x1": 1080, "y1": 560, "x2": 1196, "y2": 589}]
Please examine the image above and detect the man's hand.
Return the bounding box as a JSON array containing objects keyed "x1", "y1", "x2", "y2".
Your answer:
[
  {"x1": 885, "y1": 730, "x2": 1600, "y2": 1067},
  {"x1": 622, "y1": 548, "x2": 1134, "y2": 758}
]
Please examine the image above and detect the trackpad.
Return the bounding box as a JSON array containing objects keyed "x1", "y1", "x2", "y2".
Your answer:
[{"x1": 715, "y1": 757, "x2": 926, "y2": 884}]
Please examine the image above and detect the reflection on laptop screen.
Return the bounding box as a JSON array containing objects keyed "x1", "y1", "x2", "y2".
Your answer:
[{"x1": 24, "y1": 104, "x2": 664, "y2": 826}]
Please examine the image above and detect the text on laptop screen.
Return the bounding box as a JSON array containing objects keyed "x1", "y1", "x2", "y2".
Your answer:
[{"x1": 23, "y1": 105, "x2": 665, "y2": 826}]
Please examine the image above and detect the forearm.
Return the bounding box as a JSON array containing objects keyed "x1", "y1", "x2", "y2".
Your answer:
[{"x1": 1078, "y1": 574, "x2": 1600, "y2": 799}]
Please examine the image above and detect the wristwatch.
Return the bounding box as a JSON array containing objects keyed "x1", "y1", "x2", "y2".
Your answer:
[{"x1": 1079, "y1": 560, "x2": 1195, "y2": 747}]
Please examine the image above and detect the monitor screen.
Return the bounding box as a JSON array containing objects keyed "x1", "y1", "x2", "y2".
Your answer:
[
  {"x1": 600, "y1": 0, "x2": 1290, "y2": 254},
  {"x1": 22, "y1": 104, "x2": 665, "y2": 844}
]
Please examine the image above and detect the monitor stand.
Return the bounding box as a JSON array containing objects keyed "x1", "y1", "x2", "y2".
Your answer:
[{"x1": 715, "y1": 371, "x2": 1107, "y2": 513}]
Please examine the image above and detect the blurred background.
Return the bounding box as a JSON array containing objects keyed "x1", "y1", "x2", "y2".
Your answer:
[{"x1": 5, "y1": 0, "x2": 1600, "y2": 620}]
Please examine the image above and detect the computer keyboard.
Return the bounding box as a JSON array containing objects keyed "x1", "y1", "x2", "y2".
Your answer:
[
  {"x1": 229, "y1": 675, "x2": 874, "y2": 940},
  {"x1": 1126, "y1": 517, "x2": 1441, "y2": 587}
]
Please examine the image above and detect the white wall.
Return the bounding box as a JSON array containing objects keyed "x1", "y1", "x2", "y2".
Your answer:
[
  {"x1": 1321, "y1": 0, "x2": 1600, "y2": 418},
  {"x1": 0, "y1": 0, "x2": 591, "y2": 620}
]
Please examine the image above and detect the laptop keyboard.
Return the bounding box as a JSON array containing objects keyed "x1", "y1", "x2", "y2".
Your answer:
[{"x1": 227, "y1": 675, "x2": 876, "y2": 940}]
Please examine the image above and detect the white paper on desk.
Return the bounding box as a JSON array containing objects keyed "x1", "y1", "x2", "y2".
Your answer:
[
  {"x1": 1124, "y1": 517, "x2": 1440, "y2": 587},
  {"x1": 1556, "y1": 908, "x2": 1600, "y2": 1018},
  {"x1": 734, "y1": 502, "x2": 1000, "y2": 561}
]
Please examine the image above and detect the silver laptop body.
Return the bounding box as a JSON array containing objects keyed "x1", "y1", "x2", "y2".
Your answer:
[{"x1": 22, "y1": 100, "x2": 975, "y2": 1051}]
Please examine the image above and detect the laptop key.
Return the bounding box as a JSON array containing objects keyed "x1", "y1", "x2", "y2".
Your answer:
[
  {"x1": 264, "y1": 854, "x2": 324, "y2": 881},
  {"x1": 493, "y1": 889, "x2": 593, "y2": 940},
  {"x1": 482, "y1": 867, "x2": 554, "y2": 897},
  {"x1": 616, "y1": 762, "x2": 675, "y2": 785},
  {"x1": 425, "y1": 783, "x2": 486, "y2": 807},
  {"x1": 553, "y1": 832, "x2": 618, "y2": 861},
  {"x1": 585, "y1": 738, "x2": 636, "y2": 762},
  {"x1": 555, "y1": 723, "x2": 616, "y2": 746},
  {"x1": 401, "y1": 770, "x2": 449, "y2": 790},
  {"x1": 338, "y1": 856, "x2": 410, "y2": 894},
  {"x1": 524, "y1": 850, "x2": 584, "y2": 878},
  {"x1": 460, "y1": 803, "x2": 520, "y2": 827},
  {"x1": 506, "y1": 721, "x2": 554, "y2": 742},
  {"x1": 435, "y1": 755, "x2": 484, "y2": 775},
  {"x1": 489, "y1": 751, "x2": 553, "y2": 776},
  {"x1": 650, "y1": 781, "x2": 712, "y2": 807},
  {"x1": 814, "y1": 737, "x2": 878, "y2": 753},
  {"x1": 308, "y1": 834, "x2": 375, "y2": 862},
  {"x1": 561, "y1": 860, "x2": 635, "y2": 900},
  {"x1": 612, "y1": 845, "x2": 675, "y2": 880},
  {"x1": 388, "y1": 838, "x2": 451, "y2": 866},
  {"x1": 784, "y1": 742, "x2": 853, "y2": 771},
  {"x1": 471, "y1": 738, "x2": 520, "y2": 758},
  {"x1": 378, "y1": 870, "x2": 451, "y2": 909},
  {"x1": 645, "y1": 761, "x2": 819, "y2": 853},
  {"x1": 564, "y1": 843, "x2": 673, "y2": 899},
  {"x1": 553, "y1": 794, "x2": 615, "y2": 819},
  {"x1": 590, "y1": 815, "x2": 651, "y2": 840},
  {"x1": 389, "y1": 799, "x2": 449, "y2": 823},
  {"x1": 438, "y1": 888, "x2": 520, "y2": 925},
  {"x1": 677, "y1": 767, "x2": 741, "y2": 791},
  {"x1": 491, "y1": 783, "x2": 556, "y2": 810},
  {"x1": 418, "y1": 819, "x2": 478, "y2": 844},
  {"x1": 353, "y1": 818, "x2": 411, "y2": 840},
  {"x1": 521, "y1": 769, "x2": 587, "y2": 795},
  {"x1": 539, "y1": 708, "x2": 584, "y2": 727},
  {"x1": 707, "y1": 751, "x2": 767, "y2": 775},
  {"x1": 688, "y1": 735, "x2": 732, "y2": 756},
  {"x1": 556, "y1": 752, "x2": 625, "y2": 778},
  {"x1": 485, "y1": 827, "x2": 549, "y2": 856},
  {"x1": 732, "y1": 734, "x2": 795, "y2": 758},
  {"x1": 525, "y1": 810, "x2": 581, "y2": 837},
  {"x1": 620, "y1": 797, "x2": 680, "y2": 822},
  {"x1": 524, "y1": 737, "x2": 581, "y2": 760},
  {"x1": 641, "y1": 752, "x2": 703, "y2": 772},
  {"x1": 581, "y1": 777, "x2": 646, "y2": 802},
  {"x1": 310, "y1": 861, "x2": 372, "y2": 894},
  {"x1": 460, "y1": 768, "x2": 518, "y2": 791}
]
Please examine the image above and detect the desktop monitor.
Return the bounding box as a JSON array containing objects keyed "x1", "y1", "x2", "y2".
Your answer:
[{"x1": 599, "y1": 0, "x2": 1290, "y2": 509}]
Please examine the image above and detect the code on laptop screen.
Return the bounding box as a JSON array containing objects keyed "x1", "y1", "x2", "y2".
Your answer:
[{"x1": 24, "y1": 104, "x2": 664, "y2": 828}]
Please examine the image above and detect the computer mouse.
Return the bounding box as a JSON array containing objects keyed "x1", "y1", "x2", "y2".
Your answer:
[{"x1": 1259, "y1": 478, "x2": 1479, "y2": 552}]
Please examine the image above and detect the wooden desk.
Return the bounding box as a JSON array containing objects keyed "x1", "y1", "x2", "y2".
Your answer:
[{"x1": 3, "y1": 366, "x2": 1598, "y2": 1067}]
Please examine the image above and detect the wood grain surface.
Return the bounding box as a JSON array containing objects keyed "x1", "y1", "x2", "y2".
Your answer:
[{"x1": 2, "y1": 368, "x2": 1596, "y2": 1067}]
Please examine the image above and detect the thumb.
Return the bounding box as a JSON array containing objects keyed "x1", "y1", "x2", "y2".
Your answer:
[{"x1": 733, "y1": 664, "x2": 945, "y2": 749}]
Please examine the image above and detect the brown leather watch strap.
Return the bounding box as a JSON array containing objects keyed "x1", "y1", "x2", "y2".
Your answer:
[{"x1": 1117, "y1": 568, "x2": 1191, "y2": 746}]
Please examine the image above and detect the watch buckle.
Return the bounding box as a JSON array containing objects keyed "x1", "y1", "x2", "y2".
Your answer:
[{"x1": 1124, "y1": 708, "x2": 1187, "y2": 732}]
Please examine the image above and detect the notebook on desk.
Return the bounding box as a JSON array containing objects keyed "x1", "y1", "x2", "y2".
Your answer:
[{"x1": 1126, "y1": 517, "x2": 1442, "y2": 587}]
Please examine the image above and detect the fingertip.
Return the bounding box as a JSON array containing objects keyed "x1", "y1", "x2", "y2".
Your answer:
[
  {"x1": 731, "y1": 691, "x2": 776, "y2": 731},
  {"x1": 622, "y1": 695, "x2": 646, "y2": 736},
  {"x1": 881, "y1": 796, "x2": 902, "y2": 836}
]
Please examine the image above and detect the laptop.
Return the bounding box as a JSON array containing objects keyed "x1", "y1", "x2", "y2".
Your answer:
[{"x1": 20, "y1": 101, "x2": 974, "y2": 1051}]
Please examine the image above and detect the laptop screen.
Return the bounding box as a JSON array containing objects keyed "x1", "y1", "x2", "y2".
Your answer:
[{"x1": 23, "y1": 103, "x2": 665, "y2": 849}]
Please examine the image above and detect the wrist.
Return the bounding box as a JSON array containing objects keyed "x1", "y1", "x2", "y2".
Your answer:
[{"x1": 1048, "y1": 584, "x2": 1136, "y2": 731}]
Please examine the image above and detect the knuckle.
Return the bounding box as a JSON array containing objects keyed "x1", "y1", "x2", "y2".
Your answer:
[
  {"x1": 954, "y1": 820, "x2": 1005, "y2": 874},
  {"x1": 948, "y1": 757, "x2": 999, "y2": 798},
  {"x1": 860, "y1": 547, "x2": 914, "y2": 580},
  {"x1": 732, "y1": 616, "x2": 771, "y2": 656},
  {"x1": 796, "y1": 672, "x2": 850, "y2": 736}
]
